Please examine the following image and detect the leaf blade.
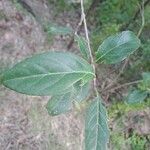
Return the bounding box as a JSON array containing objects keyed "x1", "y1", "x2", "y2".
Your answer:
[
  {"x1": 125, "y1": 90, "x2": 147, "y2": 104},
  {"x1": 85, "y1": 97, "x2": 109, "y2": 150},
  {"x1": 2, "y1": 51, "x2": 94, "y2": 96},
  {"x1": 75, "y1": 34, "x2": 90, "y2": 61},
  {"x1": 96, "y1": 31, "x2": 141, "y2": 64},
  {"x1": 46, "y1": 82, "x2": 91, "y2": 116}
]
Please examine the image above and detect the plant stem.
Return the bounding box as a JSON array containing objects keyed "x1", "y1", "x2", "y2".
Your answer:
[
  {"x1": 80, "y1": 0, "x2": 98, "y2": 96},
  {"x1": 102, "y1": 80, "x2": 143, "y2": 93},
  {"x1": 67, "y1": 0, "x2": 101, "y2": 50},
  {"x1": 137, "y1": 0, "x2": 145, "y2": 37}
]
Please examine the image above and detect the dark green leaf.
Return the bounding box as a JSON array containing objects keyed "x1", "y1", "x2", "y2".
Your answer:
[
  {"x1": 2, "y1": 51, "x2": 94, "y2": 96},
  {"x1": 85, "y1": 97, "x2": 109, "y2": 150},
  {"x1": 96, "y1": 31, "x2": 141, "y2": 64},
  {"x1": 75, "y1": 34, "x2": 90, "y2": 61},
  {"x1": 125, "y1": 90, "x2": 147, "y2": 104},
  {"x1": 46, "y1": 82, "x2": 90, "y2": 116}
]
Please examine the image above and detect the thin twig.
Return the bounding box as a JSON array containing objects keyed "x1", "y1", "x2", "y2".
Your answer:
[
  {"x1": 80, "y1": 0, "x2": 98, "y2": 96},
  {"x1": 67, "y1": 0, "x2": 101, "y2": 50},
  {"x1": 67, "y1": 12, "x2": 84, "y2": 50},
  {"x1": 102, "y1": 59, "x2": 128, "y2": 92},
  {"x1": 120, "y1": 0, "x2": 149, "y2": 31},
  {"x1": 137, "y1": 0, "x2": 145, "y2": 37},
  {"x1": 103, "y1": 80, "x2": 142, "y2": 93},
  {"x1": 75, "y1": 15, "x2": 84, "y2": 35}
]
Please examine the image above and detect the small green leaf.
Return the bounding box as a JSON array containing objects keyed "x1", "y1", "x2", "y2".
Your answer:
[
  {"x1": 96, "y1": 31, "x2": 141, "y2": 64},
  {"x1": 74, "y1": 82, "x2": 91, "y2": 102},
  {"x1": 142, "y1": 72, "x2": 150, "y2": 89},
  {"x1": 46, "y1": 92, "x2": 73, "y2": 116},
  {"x1": 125, "y1": 90, "x2": 147, "y2": 104},
  {"x1": 47, "y1": 24, "x2": 73, "y2": 35},
  {"x1": 46, "y1": 82, "x2": 90, "y2": 116},
  {"x1": 85, "y1": 97, "x2": 109, "y2": 150},
  {"x1": 75, "y1": 34, "x2": 90, "y2": 61},
  {"x1": 2, "y1": 51, "x2": 94, "y2": 96}
]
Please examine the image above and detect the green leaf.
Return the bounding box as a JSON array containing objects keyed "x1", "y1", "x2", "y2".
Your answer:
[
  {"x1": 2, "y1": 51, "x2": 94, "y2": 96},
  {"x1": 75, "y1": 34, "x2": 90, "y2": 61},
  {"x1": 74, "y1": 82, "x2": 91, "y2": 103},
  {"x1": 0, "y1": 75, "x2": 2, "y2": 85},
  {"x1": 142, "y1": 72, "x2": 150, "y2": 89},
  {"x1": 47, "y1": 24, "x2": 73, "y2": 35},
  {"x1": 46, "y1": 92, "x2": 73, "y2": 116},
  {"x1": 85, "y1": 97, "x2": 109, "y2": 150},
  {"x1": 46, "y1": 82, "x2": 90, "y2": 116},
  {"x1": 96, "y1": 31, "x2": 141, "y2": 64},
  {"x1": 125, "y1": 90, "x2": 147, "y2": 104}
]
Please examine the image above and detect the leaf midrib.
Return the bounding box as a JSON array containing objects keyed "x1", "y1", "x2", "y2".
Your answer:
[
  {"x1": 4, "y1": 71, "x2": 95, "y2": 82},
  {"x1": 95, "y1": 99, "x2": 100, "y2": 150}
]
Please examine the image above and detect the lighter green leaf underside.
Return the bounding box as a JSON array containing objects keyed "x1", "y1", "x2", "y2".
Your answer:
[
  {"x1": 85, "y1": 97, "x2": 109, "y2": 150},
  {"x1": 46, "y1": 82, "x2": 90, "y2": 116},
  {"x1": 2, "y1": 51, "x2": 94, "y2": 96},
  {"x1": 46, "y1": 91, "x2": 73, "y2": 116}
]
